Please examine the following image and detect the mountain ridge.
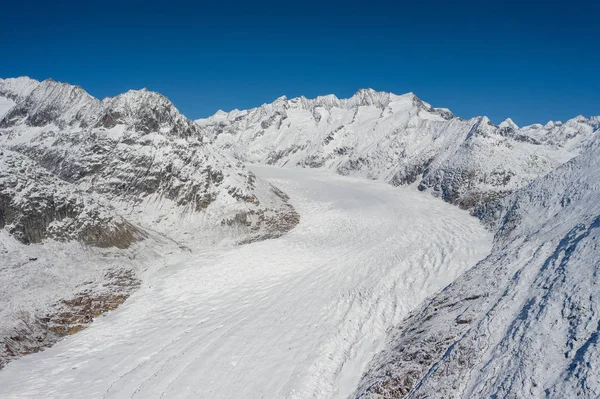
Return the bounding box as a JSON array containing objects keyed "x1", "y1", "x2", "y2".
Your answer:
[
  {"x1": 196, "y1": 88, "x2": 598, "y2": 211},
  {"x1": 197, "y1": 89, "x2": 597, "y2": 129}
]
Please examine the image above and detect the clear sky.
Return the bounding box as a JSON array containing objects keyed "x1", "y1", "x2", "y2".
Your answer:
[{"x1": 1, "y1": 0, "x2": 598, "y2": 126}]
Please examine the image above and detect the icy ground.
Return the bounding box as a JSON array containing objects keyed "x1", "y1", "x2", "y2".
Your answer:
[{"x1": 0, "y1": 166, "x2": 491, "y2": 399}]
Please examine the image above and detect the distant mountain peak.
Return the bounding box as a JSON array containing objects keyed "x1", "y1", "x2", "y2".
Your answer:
[{"x1": 499, "y1": 117, "x2": 519, "y2": 130}]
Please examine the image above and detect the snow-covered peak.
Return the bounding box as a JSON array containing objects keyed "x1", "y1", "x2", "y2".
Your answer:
[
  {"x1": 346, "y1": 89, "x2": 425, "y2": 110},
  {"x1": 97, "y1": 88, "x2": 195, "y2": 135},
  {"x1": 0, "y1": 76, "x2": 298, "y2": 245},
  {"x1": 0, "y1": 78, "x2": 100, "y2": 128},
  {"x1": 103, "y1": 88, "x2": 171, "y2": 108},
  {"x1": 0, "y1": 77, "x2": 40, "y2": 101},
  {"x1": 566, "y1": 115, "x2": 590, "y2": 125},
  {"x1": 0, "y1": 77, "x2": 202, "y2": 137},
  {"x1": 313, "y1": 93, "x2": 340, "y2": 105},
  {"x1": 499, "y1": 117, "x2": 519, "y2": 130},
  {"x1": 349, "y1": 88, "x2": 390, "y2": 105},
  {"x1": 199, "y1": 89, "x2": 436, "y2": 127}
]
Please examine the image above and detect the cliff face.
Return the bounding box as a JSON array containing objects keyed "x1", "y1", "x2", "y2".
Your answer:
[{"x1": 0, "y1": 150, "x2": 145, "y2": 248}]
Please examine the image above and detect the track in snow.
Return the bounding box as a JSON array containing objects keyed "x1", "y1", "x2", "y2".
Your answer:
[{"x1": 0, "y1": 166, "x2": 492, "y2": 399}]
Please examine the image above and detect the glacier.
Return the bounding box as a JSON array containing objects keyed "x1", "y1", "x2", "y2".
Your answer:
[{"x1": 0, "y1": 165, "x2": 491, "y2": 398}]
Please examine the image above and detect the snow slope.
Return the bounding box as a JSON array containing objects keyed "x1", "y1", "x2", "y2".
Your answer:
[
  {"x1": 0, "y1": 98, "x2": 14, "y2": 120},
  {"x1": 0, "y1": 166, "x2": 491, "y2": 399},
  {"x1": 198, "y1": 90, "x2": 598, "y2": 209},
  {"x1": 353, "y1": 134, "x2": 600, "y2": 398}
]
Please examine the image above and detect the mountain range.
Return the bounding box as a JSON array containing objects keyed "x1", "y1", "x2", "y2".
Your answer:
[{"x1": 1, "y1": 77, "x2": 599, "y2": 398}]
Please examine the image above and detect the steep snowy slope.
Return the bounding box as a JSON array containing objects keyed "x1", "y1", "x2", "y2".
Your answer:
[
  {"x1": 0, "y1": 149, "x2": 159, "y2": 368},
  {"x1": 353, "y1": 135, "x2": 600, "y2": 398},
  {"x1": 198, "y1": 90, "x2": 598, "y2": 209}
]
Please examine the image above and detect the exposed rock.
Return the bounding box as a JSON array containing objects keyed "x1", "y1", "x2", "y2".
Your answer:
[
  {"x1": 0, "y1": 150, "x2": 145, "y2": 247},
  {"x1": 1, "y1": 267, "x2": 140, "y2": 369}
]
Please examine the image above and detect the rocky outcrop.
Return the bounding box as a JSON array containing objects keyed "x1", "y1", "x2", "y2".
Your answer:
[
  {"x1": 0, "y1": 150, "x2": 145, "y2": 247},
  {"x1": 1, "y1": 266, "x2": 140, "y2": 369}
]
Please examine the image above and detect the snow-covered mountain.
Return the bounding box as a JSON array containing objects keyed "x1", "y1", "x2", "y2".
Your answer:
[
  {"x1": 0, "y1": 77, "x2": 298, "y2": 243},
  {"x1": 197, "y1": 89, "x2": 598, "y2": 209},
  {"x1": 353, "y1": 135, "x2": 600, "y2": 398},
  {"x1": 0, "y1": 77, "x2": 298, "y2": 368}
]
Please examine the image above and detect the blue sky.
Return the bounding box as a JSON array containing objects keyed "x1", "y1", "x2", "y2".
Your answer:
[{"x1": 1, "y1": 0, "x2": 598, "y2": 125}]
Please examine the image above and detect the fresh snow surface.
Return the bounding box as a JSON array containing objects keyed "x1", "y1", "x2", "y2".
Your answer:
[
  {"x1": 0, "y1": 166, "x2": 491, "y2": 399},
  {"x1": 0, "y1": 97, "x2": 14, "y2": 119}
]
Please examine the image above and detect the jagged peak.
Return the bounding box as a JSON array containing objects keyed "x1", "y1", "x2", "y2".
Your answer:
[
  {"x1": 350, "y1": 88, "x2": 391, "y2": 104},
  {"x1": 0, "y1": 77, "x2": 196, "y2": 133},
  {"x1": 567, "y1": 114, "x2": 589, "y2": 124},
  {"x1": 352, "y1": 88, "x2": 381, "y2": 97},
  {"x1": 200, "y1": 89, "x2": 442, "y2": 124},
  {"x1": 314, "y1": 93, "x2": 339, "y2": 101},
  {"x1": 0, "y1": 76, "x2": 42, "y2": 101},
  {"x1": 478, "y1": 116, "x2": 495, "y2": 127},
  {"x1": 34, "y1": 78, "x2": 96, "y2": 99},
  {"x1": 499, "y1": 117, "x2": 519, "y2": 130},
  {"x1": 110, "y1": 87, "x2": 165, "y2": 99},
  {"x1": 102, "y1": 88, "x2": 175, "y2": 112},
  {"x1": 544, "y1": 120, "x2": 561, "y2": 129}
]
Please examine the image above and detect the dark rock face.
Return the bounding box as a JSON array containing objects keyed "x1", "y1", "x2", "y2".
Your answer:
[{"x1": 0, "y1": 151, "x2": 145, "y2": 248}]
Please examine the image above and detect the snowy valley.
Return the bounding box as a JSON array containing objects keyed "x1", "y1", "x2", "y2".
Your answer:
[{"x1": 0, "y1": 78, "x2": 599, "y2": 398}]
